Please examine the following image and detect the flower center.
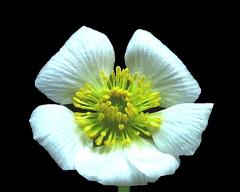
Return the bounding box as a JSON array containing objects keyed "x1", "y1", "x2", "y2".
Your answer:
[{"x1": 73, "y1": 66, "x2": 161, "y2": 146}]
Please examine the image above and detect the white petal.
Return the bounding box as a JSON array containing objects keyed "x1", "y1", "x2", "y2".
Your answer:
[
  {"x1": 125, "y1": 29, "x2": 201, "y2": 107},
  {"x1": 29, "y1": 104, "x2": 91, "y2": 170},
  {"x1": 36, "y1": 26, "x2": 115, "y2": 104},
  {"x1": 75, "y1": 145, "x2": 151, "y2": 186},
  {"x1": 124, "y1": 139, "x2": 179, "y2": 181},
  {"x1": 151, "y1": 103, "x2": 214, "y2": 156}
]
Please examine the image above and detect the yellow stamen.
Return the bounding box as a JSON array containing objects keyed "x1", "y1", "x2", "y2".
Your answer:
[
  {"x1": 98, "y1": 113, "x2": 105, "y2": 122},
  {"x1": 73, "y1": 66, "x2": 161, "y2": 146},
  {"x1": 118, "y1": 124, "x2": 125, "y2": 131}
]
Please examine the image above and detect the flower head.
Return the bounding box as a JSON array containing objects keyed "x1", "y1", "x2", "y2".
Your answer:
[{"x1": 30, "y1": 26, "x2": 213, "y2": 186}]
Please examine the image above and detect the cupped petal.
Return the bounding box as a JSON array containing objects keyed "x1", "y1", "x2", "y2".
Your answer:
[
  {"x1": 151, "y1": 103, "x2": 214, "y2": 156},
  {"x1": 29, "y1": 104, "x2": 91, "y2": 170},
  {"x1": 125, "y1": 29, "x2": 201, "y2": 107},
  {"x1": 124, "y1": 139, "x2": 179, "y2": 181},
  {"x1": 36, "y1": 26, "x2": 115, "y2": 104},
  {"x1": 75, "y1": 145, "x2": 152, "y2": 186}
]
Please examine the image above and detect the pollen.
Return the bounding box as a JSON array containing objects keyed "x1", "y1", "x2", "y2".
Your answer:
[{"x1": 73, "y1": 66, "x2": 161, "y2": 146}]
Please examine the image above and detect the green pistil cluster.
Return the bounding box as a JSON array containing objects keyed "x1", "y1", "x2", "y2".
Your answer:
[{"x1": 73, "y1": 66, "x2": 161, "y2": 146}]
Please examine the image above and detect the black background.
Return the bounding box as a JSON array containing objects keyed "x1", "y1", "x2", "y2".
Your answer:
[{"x1": 10, "y1": 6, "x2": 233, "y2": 192}]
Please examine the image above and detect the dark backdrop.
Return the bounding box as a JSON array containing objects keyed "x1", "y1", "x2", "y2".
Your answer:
[{"x1": 11, "y1": 8, "x2": 231, "y2": 192}]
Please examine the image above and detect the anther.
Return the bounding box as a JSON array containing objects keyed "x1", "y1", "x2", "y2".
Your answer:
[
  {"x1": 118, "y1": 124, "x2": 125, "y2": 131},
  {"x1": 98, "y1": 113, "x2": 105, "y2": 121}
]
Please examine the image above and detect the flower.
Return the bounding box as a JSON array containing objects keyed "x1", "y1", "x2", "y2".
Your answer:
[{"x1": 29, "y1": 26, "x2": 213, "y2": 186}]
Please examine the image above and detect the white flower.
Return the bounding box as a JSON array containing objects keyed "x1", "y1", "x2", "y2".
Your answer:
[{"x1": 29, "y1": 26, "x2": 213, "y2": 186}]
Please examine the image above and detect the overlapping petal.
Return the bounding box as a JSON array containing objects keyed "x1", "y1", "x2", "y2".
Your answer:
[
  {"x1": 75, "y1": 145, "x2": 151, "y2": 186},
  {"x1": 124, "y1": 139, "x2": 179, "y2": 181}
]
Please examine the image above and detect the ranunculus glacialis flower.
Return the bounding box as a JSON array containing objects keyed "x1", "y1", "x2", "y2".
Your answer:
[{"x1": 29, "y1": 26, "x2": 213, "y2": 186}]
